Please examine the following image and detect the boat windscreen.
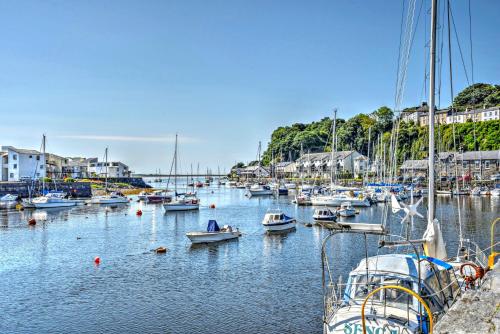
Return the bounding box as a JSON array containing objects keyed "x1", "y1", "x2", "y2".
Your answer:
[{"x1": 207, "y1": 220, "x2": 220, "y2": 232}]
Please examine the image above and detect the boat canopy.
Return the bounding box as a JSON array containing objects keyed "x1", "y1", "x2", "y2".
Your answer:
[
  {"x1": 351, "y1": 254, "x2": 452, "y2": 280},
  {"x1": 207, "y1": 220, "x2": 220, "y2": 232}
]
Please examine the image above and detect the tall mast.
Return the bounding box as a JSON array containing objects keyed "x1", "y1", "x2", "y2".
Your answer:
[
  {"x1": 174, "y1": 134, "x2": 178, "y2": 195},
  {"x1": 42, "y1": 134, "x2": 46, "y2": 194},
  {"x1": 104, "y1": 147, "x2": 109, "y2": 192},
  {"x1": 427, "y1": 0, "x2": 438, "y2": 223},
  {"x1": 330, "y1": 109, "x2": 337, "y2": 186},
  {"x1": 257, "y1": 141, "x2": 261, "y2": 180}
]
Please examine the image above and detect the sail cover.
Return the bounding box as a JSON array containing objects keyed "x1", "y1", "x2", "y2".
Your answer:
[
  {"x1": 423, "y1": 219, "x2": 447, "y2": 260},
  {"x1": 207, "y1": 220, "x2": 220, "y2": 232}
]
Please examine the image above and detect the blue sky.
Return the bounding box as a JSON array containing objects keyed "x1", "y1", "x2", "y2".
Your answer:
[{"x1": 0, "y1": 0, "x2": 498, "y2": 173}]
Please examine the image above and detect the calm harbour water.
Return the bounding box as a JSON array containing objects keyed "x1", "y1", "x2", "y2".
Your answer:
[{"x1": 0, "y1": 179, "x2": 498, "y2": 334}]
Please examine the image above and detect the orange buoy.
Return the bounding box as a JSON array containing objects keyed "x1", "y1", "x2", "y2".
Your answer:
[
  {"x1": 210, "y1": 204, "x2": 216, "y2": 209},
  {"x1": 136, "y1": 209, "x2": 143, "y2": 216},
  {"x1": 28, "y1": 218, "x2": 36, "y2": 226},
  {"x1": 94, "y1": 256, "x2": 101, "y2": 265}
]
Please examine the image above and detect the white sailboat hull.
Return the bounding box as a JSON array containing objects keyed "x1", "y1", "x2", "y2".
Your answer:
[
  {"x1": 33, "y1": 201, "x2": 77, "y2": 208},
  {"x1": 248, "y1": 189, "x2": 274, "y2": 196},
  {"x1": 163, "y1": 203, "x2": 199, "y2": 211},
  {"x1": 311, "y1": 196, "x2": 370, "y2": 207},
  {"x1": 89, "y1": 196, "x2": 129, "y2": 204},
  {"x1": 186, "y1": 231, "x2": 240, "y2": 243}
]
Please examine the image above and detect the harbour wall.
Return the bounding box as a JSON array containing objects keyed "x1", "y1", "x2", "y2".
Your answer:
[
  {"x1": 435, "y1": 262, "x2": 500, "y2": 334},
  {"x1": 0, "y1": 182, "x2": 92, "y2": 198}
]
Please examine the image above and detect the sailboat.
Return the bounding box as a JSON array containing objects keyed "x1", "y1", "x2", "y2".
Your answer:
[
  {"x1": 163, "y1": 134, "x2": 200, "y2": 212},
  {"x1": 321, "y1": 2, "x2": 488, "y2": 333},
  {"x1": 248, "y1": 142, "x2": 273, "y2": 197},
  {"x1": 89, "y1": 147, "x2": 129, "y2": 204}
]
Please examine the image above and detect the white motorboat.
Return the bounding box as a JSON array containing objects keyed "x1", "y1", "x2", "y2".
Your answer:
[
  {"x1": 262, "y1": 210, "x2": 296, "y2": 231},
  {"x1": 89, "y1": 192, "x2": 129, "y2": 204},
  {"x1": 0, "y1": 194, "x2": 18, "y2": 209},
  {"x1": 32, "y1": 192, "x2": 78, "y2": 208},
  {"x1": 186, "y1": 220, "x2": 241, "y2": 244},
  {"x1": 313, "y1": 207, "x2": 337, "y2": 222},
  {"x1": 311, "y1": 193, "x2": 370, "y2": 207},
  {"x1": 248, "y1": 184, "x2": 273, "y2": 196},
  {"x1": 337, "y1": 202, "x2": 355, "y2": 217}
]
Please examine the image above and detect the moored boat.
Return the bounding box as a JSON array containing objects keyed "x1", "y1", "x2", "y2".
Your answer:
[
  {"x1": 32, "y1": 191, "x2": 78, "y2": 208},
  {"x1": 248, "y1": 184, "x2": 273, "y2": 196},
  {"x1": 262, "y1": 210, "x2": 296, "y2": 232},
  {"x1": 0, "y1": 194, "x2": 19, "y2": 209},
  {"x1": 186, "y1": 220, "x2": 241, "y2": 244},
  {"x1": 90, "y1": 192, "x2": 129, "y2": 204},
  {"x1": 337, "y1": 202, "x2": 355, "y2": 217},
  {"x1": 313, "y1": 207, "x2": 337, "y2": 222}
]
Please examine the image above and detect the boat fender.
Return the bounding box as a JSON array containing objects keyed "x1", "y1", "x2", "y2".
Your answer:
[
  {"x1": 28, "y1": 218, "x2": 36, "y2": 226},
  {"x1": 94, "y1": 256, "x2": 100, "y2": 265},
  {"x1": 136, "y1": 210, "x2": 143, "y2": 216}
]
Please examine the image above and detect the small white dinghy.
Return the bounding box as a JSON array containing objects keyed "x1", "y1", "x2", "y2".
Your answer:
[
  {"x1": 337, "y1": 202, "x2": 356, "y2": 217},
  {"x1": 262, "y1": 209, "x2": 296, "y2": 232},
  {"x1": 186, "y1": 220, "x2": 241, "y2": 244}
]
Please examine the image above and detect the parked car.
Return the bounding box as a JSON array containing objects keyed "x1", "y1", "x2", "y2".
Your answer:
[{"x1": 491, "y1": 174, "x2": 500, "y2": 181}]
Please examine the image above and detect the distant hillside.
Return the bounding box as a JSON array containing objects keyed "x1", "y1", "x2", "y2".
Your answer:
[{"x1": 259, "y1": 84, "x2": 500, "y2": 167}]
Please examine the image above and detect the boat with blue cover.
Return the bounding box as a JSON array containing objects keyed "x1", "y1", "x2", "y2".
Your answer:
[{"x1": 186, "y1": 220, "x2": 241, "y2": 244}]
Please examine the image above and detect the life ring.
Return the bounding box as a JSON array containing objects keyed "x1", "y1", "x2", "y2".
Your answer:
[{"x1": 460, "y1": 263, "x2": 486, "y2": 289}]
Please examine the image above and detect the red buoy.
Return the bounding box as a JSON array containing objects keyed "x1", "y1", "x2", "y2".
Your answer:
[
  {"x1": 28, "y1": 218, "x2": 36, "y2": 226},
  {"x1": 94, "y1": 256, "x2": 101, "y2": 265},
  {"x1": 210, "y1": 204, "x2": 216, "y2": 209},
  {"x1": 136, "y1": 210, "x2": 143, "y2": 216}
]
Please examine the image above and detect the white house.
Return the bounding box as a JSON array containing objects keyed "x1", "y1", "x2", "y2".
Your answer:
[
  {"x1": 295, "y1": 151, "x2": 368, "y2": 179},
  {"x1": 88, "y1": 161, "x2": 131, "y2": 178},
  {"x1": 481, "y1": 107, "x2": 500, "y2": 121},
  {"x1": 1, "y1": 146, "x2": 46, "y2": 181}
]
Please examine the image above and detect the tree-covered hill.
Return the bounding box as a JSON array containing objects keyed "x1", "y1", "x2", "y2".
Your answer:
[{"x1": 259, "y1": 83, "x2": 500, "y2": 167}]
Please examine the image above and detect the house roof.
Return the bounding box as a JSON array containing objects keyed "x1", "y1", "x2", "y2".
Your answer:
[
  {"x1": 1, "y1": 146, "x2": 42, "y2": 155},
  {"x1": 455, "y1": 150, "x2": 500, "y2": 161}
]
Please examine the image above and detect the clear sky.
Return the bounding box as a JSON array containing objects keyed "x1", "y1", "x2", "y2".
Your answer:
[{"x1": 0, "y1": 0, "x2": 498, "y2": 173}]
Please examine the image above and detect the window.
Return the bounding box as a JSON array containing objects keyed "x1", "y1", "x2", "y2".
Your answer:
[
  {"x1": 29, "y1": 155, "x2": 32, "y2": 158},
  {"x1": 475, "y1": 161, "x2": 480, "y2": 169},
  {"x1": 462, "y1": 162, "x2": 467, "y2": 169},
  {"x1": 13, "y1": 164, "x2": 17, "y2": 169},
  {"x1": 485, "y1": 161, "x2": 490, "y2": 170},
  {"x1": 36, "y1": 155, "x2": 40, "y2": 161},
  {"x1": 13, "y1": 154, "x2": 17, "y2": 160},
  {"x1": 40, "y1": 165, "x2": 44, "y2": 170},
  {"x1": 9, "y1": 173, "x2": 14, "y2": 178}
]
